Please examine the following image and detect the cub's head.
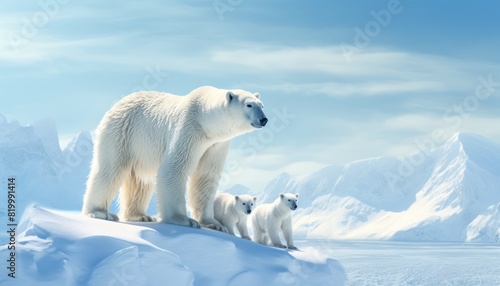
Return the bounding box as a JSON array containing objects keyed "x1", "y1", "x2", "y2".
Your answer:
[
  {"x1": 279, "y1": 193, "x2": 299, "y2": 211},
  {"x1": 226, "y1": 89, "x2": 267, "y2": 131},
  {"x1": 234, "y1": 195, "x2": 257, "y2": 215}
]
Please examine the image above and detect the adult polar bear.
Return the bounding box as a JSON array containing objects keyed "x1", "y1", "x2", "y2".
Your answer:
[{"x1": 82, "y1": 86, "x2": 267, "y2": 231}]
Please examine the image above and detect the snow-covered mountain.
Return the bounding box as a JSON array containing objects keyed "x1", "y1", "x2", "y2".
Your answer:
[
  {"x1": 0, "y1": 114, "x2": 92, "y2": 217},
  {"x1": 259, "y1": 133, "x2": 500, "y2": 243}
]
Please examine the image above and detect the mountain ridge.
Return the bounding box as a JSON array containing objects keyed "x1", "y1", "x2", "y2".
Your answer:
[{"x1": 257, "y1": 132, "x2": 500, "y2": 243}]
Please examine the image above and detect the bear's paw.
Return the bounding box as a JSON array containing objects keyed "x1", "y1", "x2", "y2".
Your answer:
[
  {"x1": 200, "y1": 218, "x2": 228, "y2": 233},
  {"x1": 87, "y1": 210, "x2": 119, "y2": 221},
  {"x1": 126, "y1": 215, "x2": 158, "y2": 222},
  {"x1": 164, "y1": 215, "x2": 201, "y2": 228}
]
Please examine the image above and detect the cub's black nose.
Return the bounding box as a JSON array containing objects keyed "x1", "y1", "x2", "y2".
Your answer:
[
  {"x1": 260, "y1": 118, "x2": 268, "y2": 126},
  {"x1": 246, "y1": 210, "x2": 252, "y2": 214}
]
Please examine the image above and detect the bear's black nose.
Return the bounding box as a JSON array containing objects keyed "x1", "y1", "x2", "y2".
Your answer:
[
  {"x1": 260, "y1": 118, "x2": 268, "y2": 126},
  {"x1": 246, "y1": 209, "x2": 252, "y2": 214}
]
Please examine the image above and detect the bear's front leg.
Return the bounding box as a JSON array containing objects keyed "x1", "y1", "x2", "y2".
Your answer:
[
  {"x1": 156, "y1": 140, "x2": 204, "y2": 228},
  {"x1": 268, "y1": 220, "x2": 286, "y2": 248},
  {"x1": 157, "y1": 173, "x2": 200, "y2": 228},
  {"x1": 189, "y1": 142, "x2": 231, "y2": 232},
  {"x1": 236, "y1": 218, "x2": 251, "y2": 240},
  {"x1": 282, "y1": 217, "x2": 297, "y2": 250}
]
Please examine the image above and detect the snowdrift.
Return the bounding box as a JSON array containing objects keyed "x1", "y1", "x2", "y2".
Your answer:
[{"x1": 0, "y1": 206, "x2": 344, "y2": 286}]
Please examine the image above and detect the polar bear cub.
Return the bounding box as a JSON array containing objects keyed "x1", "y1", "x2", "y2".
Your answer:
[
  {"x1": 214, "y1": 192, "x2": 257, "y2": 239},
  {"x1": 252, "y1": 193, "x2": 298, "y2": 249}
]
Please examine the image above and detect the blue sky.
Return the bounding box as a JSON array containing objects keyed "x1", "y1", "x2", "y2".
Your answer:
[{"x1": 1, "y1": 1, "x2": 500, "y2": 192}]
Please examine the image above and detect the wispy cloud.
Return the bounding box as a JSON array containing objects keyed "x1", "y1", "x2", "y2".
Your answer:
[
  {"x1": 252, "y1": 80, "x2": 449, "y2": 97},
  {"x1": 212, "y1": 45, "x2": 497, "y2": 97},
  {"x1": 211, "y1": 46, "x2": 470, "y2": 76},
  {"x1": 0, "y1": 2, "x2": 212, "y2": 69}
]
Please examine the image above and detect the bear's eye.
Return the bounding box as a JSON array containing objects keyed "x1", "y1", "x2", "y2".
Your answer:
[
  {"x1": 243, "y1": 203, "x2": 246, "y2": 205},
  {"x1": 246, "y1": 104, "x2": 252, "y2": 108},
  {"x1": 288, "y1": 199, "x2": 291, "y2": 201},
  {"x1": 251, "y1": 203, "x2": 253, "y2": 206}
]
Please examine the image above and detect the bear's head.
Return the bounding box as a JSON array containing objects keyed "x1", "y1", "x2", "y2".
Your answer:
[
  {"x1": 226, "y1": 90, "x2": 267, "y2": 131},
  {"x1": 279, "y1": 193, "x2": 299, "y2": 211},
  {"x1": 234, "y1": 195, "x2": 257, "y2": 215}
]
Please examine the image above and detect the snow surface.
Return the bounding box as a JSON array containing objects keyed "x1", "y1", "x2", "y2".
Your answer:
[
  {"x1": 298, "y1": 240, "x2": 500, "y2": 286},
  {"x1": 0, "y1": 206, "x2": 344, "y2": 286}
]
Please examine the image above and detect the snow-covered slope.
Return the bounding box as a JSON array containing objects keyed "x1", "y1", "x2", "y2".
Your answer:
[
  {"x1": 0, "y1": 206, "x2": 344, "y2": 286},
  {"x1": 260, "y1": 133, "x2": 500, "y2": 243},
  {"x1": 466, "y1": 203, "x2": 500, "y2": 243}
]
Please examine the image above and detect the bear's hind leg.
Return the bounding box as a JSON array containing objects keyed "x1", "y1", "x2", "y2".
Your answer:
[
  {"x1": 82, "y1": 128, "x2": 134, "y2": 222},
  {"x1": 82, "y1": 163, "x2": 129, "y2": 221},
  {"x1": 262, "y1": 234, "x2": 271, "y2": 245},
  {"x1": 252, "y1": 221, "x2": 266, "y2": 244},
  {"x1": 119, "y1": 171, "x2": 156, "y2": 222}
]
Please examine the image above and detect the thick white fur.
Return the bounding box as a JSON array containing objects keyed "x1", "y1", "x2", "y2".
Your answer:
[
  {"x1": 82, "y1": 86, "x2": 266, "y2": 230},
  {"x1": 214, "y1": 193, "x2": 257, "y2": 239},
  {"x1": 251, "y1": 193, "x2": 298, "y2": 249}
]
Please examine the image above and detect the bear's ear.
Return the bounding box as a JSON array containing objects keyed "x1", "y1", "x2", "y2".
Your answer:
[
  {"x1": 295, "y1": 194, "x2": 299, "y2": 199},
  {"x1": 280, "y1": 193, "x2": 284, "y2": 199},
  {"x1": 235, "y1": 195, "x2": 239, "y2": 201},
  {"x1": 253, "y1": 92, "x2": 260, "y2": 99},
  {"x1": 226, "y1": 91, "x2": 234, "y2": 103},
  {"x1": 253, "y1": 196, "x2": 257, "y2": 201}
]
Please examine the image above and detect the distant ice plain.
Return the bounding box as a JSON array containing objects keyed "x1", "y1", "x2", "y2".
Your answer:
[{"x1": 298, "y1": 240, "x2": 500, "y2": 286}]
